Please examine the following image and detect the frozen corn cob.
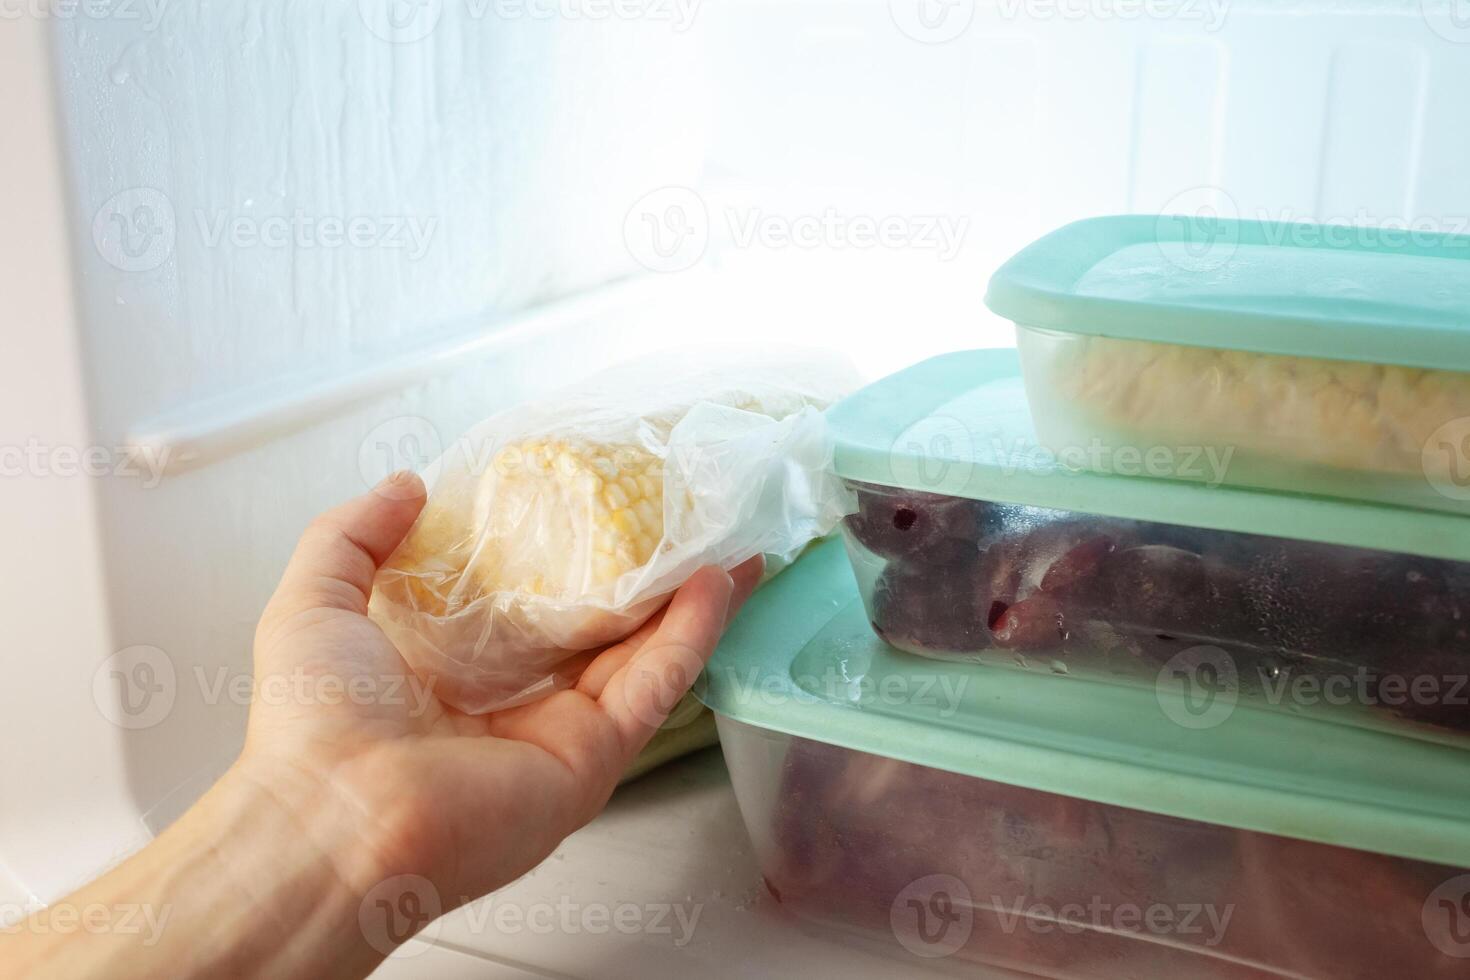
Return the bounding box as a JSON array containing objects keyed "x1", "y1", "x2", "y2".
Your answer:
[
  {"x1": 483, "y1": 438, "x2": 668, "y2": 595},
  {"x1": 368, "y1": 348, "x2": 860, "y2": 715},
  {"x1": 376, "y1": 437, "x2": 673, "y2": 643}
]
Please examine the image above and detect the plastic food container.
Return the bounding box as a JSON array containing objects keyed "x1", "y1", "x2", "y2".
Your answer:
[
  {"x1": 985, "y1": 215, "x2": 1470, "y2": 514},
  {"x1": 828, "y1": 349, "x2": 1470, "y2": 745},
  {"x1": 701, "y1": 537, "x2": 1470, "y2": 978}
]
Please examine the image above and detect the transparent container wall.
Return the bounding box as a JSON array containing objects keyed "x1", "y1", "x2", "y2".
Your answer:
[
  {"x1": 840, "y1": 481, "x2": 1470, "y2": 744},
  {"x1": 1015, "y1": 325, "x2": 1470, "y2": 515},
  {"x1": 716, "y1": 716, "x2": 1466, "y2": 980}
]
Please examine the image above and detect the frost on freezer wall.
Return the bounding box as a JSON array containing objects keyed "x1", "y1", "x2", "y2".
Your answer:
[
  {"x1": 51, "y1": 4, "x2": 708, "y2": 430},
  {"x1": 38, "y1": 4, "x2": 707, "y2": 848}
]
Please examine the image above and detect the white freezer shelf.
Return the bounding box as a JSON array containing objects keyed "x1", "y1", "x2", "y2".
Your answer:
[{"x1": 374, "y1": 941, "x2": 554, "y2": 980}]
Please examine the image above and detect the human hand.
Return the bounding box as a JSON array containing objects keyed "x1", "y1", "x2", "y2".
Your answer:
[
  {"x1": 236, "y1": 470, "x2": 761, "y2": 928},
  {"x1": 10, "y1": 472, "x2": 759, "y2": 980}
]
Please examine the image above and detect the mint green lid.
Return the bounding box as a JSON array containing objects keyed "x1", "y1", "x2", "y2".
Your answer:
[
  {"x1": 828, "y1": 348, "x2": 1470, "y2": 563},
  {"x1": 985, "y1": 215, "x2": 1470, "y2": 372},
  {"x1": 700, "y1": 536, "x2": 1470, "y2": 867}
]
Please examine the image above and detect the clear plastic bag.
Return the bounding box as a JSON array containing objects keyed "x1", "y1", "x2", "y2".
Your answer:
[{"x1": 369, "y1": 347, "x2": 860, "y2": 714}]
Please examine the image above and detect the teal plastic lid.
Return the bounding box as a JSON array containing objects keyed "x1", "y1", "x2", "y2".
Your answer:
[
  {"x1": 699, "y1": 536, "x2": 1470, "y2": 867},
  {"x1": 828, "y1": 348, "x2": 1470, "y2": 563},
  {"x1": 985, "y1": 215, "x2": 1470, "y2": 373}
]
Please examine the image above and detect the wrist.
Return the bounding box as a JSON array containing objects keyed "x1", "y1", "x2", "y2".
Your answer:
[
  {"x1": 217, "y1": 753, "x2": 393, "y2": 899},
  {"x1": 171, "y1": 756, "x2": 425, "y2": 976},
  {"x1": 222, "y1": 745, "x2": 453, "y2": 915}
]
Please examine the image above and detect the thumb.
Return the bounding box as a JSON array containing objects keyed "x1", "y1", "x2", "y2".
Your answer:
[{"x1": 264, "y1": 471, "x2": 427, "y2": 622}]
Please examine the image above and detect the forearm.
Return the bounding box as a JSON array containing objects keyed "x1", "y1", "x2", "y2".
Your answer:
[{"x1": 6, "y1": 763, "x2": 401, "y2": 980}]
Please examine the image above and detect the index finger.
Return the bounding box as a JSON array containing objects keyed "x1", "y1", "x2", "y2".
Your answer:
[{"x1": 597, "y1": 565, "x2": 734, "y2": 752}]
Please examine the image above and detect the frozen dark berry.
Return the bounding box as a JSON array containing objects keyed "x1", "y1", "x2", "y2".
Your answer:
[
  {"x1": 993, "y1": 517, "x2": 1134, "y2": 596},
  {"x1": 845, "y1": 483, "x2": 978, "y2": 564},
  {"x1": 1040, "y1": 535, "x2": 1115, "y2": 596},
  {"x1": 990, "y1": 592, "x2": 1066, "y2": 650},
  {"x1": 977, "y1": 537, "x2": 1024, "y2": 606},
  {"x1": 1099, "y1": 544, "x2": 1211, "y2": 630},
  {"x1": 870, "y1": 560, "x2": 989, "y2": 654}
]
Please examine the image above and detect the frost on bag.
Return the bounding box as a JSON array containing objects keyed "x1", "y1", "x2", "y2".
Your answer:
[{"x1": 369, "y1": 348, "x2": 860, "y2": 714}]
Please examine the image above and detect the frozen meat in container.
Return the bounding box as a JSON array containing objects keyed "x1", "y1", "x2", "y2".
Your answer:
[
  {"x1": 700, "y1": 536, "x2": 1470, "y2": 979},
  {"x1": 985, "y1": 215, "x2": 1470, "y2": 514},
  {"x1": 828, "y1": 349, "x2": 1470, "y2": 745}
]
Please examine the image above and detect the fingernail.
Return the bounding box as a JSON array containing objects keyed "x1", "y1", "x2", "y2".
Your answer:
[
  {"x1": 374, "y1": 470, "x2": 425, "y2": 500},
  {"x1": 715, "y1": 568, "x2": 736, "y2": 611},
  {"x1": 376, "y1": 469, "x2": 414, "y2": 490}
]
